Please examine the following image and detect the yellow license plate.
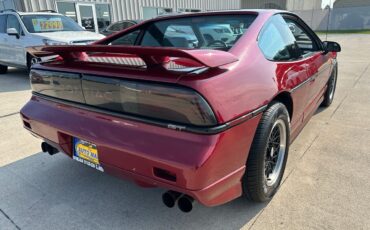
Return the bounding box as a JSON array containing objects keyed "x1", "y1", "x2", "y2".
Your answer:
[{"x1": 73, "y1": 138, "x2": 104, "y2": 172}]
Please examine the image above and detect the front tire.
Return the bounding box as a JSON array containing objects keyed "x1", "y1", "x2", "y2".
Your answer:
[
  {"x1": 321, "y1": 65, "x2": 338, "y2": 107},
  {"x1": 27, "y1": 54, "x2": 33, "y2": 72},
  {"x1": 243, "y1": 102, "x2": 290, "y2": 202},
  {"x1": 0, "y1": 64, "x2": 8, "y2": 74}
]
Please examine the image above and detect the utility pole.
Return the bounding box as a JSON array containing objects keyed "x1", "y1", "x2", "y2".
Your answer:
[{"x1": 326, "y1": 0, "x2": 332, "y2": 40}]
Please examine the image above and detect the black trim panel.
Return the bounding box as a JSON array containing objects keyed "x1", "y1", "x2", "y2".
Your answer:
[{"x1": 32, "y1": 92, "x2": 267, "y2": 135}]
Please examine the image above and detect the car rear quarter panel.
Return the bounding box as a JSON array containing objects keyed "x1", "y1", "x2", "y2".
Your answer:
[{"x1": 178, "y1": 11, "x2": 334, "y2": 131}]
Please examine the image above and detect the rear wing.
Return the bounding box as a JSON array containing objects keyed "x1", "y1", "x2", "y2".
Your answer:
[{"x1": 28, "y1": 45, "x2": 238, "y2": 69}]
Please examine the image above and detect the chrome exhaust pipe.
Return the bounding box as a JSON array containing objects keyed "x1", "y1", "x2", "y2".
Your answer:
[
  {"x1": 178, "y1": 195, "x2": 194, "y2": 213},
  {"x1": 41, "y1": 142, "x2": 59, "y2": 155},
  {"x1": 162, "y1": 191, "x2": 182, "y2": 208}
]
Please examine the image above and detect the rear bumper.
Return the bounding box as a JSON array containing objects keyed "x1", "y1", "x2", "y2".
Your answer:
[{"x1": 21, "y1": 95, "x2": 261, "y2": 206}]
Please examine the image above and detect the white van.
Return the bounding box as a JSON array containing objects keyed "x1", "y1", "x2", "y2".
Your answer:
[{"x1": 0, "y1": 10, "x2": 105, "y2": 73}]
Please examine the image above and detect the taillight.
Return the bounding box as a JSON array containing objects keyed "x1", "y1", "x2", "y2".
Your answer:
[
  {"x1": 82, "y1": 75, "x2": 217, "y2": 126},
  {"x1": 30, "y1": 70, "x2": 85, "y2": 103},
  {"x1": 30, "y1": 70, "x2": 217, "y2": 127}
]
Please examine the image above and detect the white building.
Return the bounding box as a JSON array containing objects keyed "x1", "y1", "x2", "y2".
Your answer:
[{"x1": 0, "y1": 0, "x2": 241, "y2": 33}]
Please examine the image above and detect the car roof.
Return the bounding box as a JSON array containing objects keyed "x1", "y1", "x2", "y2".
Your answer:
[
  {"x1": 18, "y1": 12, "x2": 63, "y2": 16},
  {"x1": 0, "y1": 10, "x2": 63, "y2": 16},
  {"x1": 145, "y1": 9, "x2": 287, "y2": 23},
  {"x1": 113, "y1": 20, "x2": 142, "y2": 24}
]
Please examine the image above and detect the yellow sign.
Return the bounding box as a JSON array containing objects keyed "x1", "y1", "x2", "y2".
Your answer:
[
  {"x1": 32, "y1": 18, "x2": 64, "y2": 32},
  {"x1": 75, "y1": 142, "x2": 99, "y2": 165}
]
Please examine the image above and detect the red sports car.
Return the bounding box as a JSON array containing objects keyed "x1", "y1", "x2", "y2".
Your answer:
[{"x1": 21, "y1": 10, "x2": 341, "y2": 212}]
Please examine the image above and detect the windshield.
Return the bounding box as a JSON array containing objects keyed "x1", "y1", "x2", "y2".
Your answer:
[
  {"x1": 21, "y1": 14, "x2": 84, "y2": 33},
  {"x1": 139, "y1": 15, "x2": 257, "y2": 50}
]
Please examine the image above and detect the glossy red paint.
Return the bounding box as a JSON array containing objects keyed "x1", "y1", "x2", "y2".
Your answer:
[
  {"x1": 21, "y1": 10, "x2": 338, "y2": 206},
  {"x1": 21, "y1": 95, "x2": 261, "y2": 206},
  {"x1": 41, "y1": 45, "x2": 239, "y2": 68}
]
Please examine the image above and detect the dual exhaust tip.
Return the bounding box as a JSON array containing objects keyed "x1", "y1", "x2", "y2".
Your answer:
[
  {"x1": 162, "y1": 191, "x2": 194, "y2": 213},
  {"x1": 41, "y1": 142, "x2": 59, "y2": 155}
]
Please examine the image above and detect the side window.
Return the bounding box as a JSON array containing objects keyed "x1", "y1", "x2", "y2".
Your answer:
[
  {"x1": 6, "y1": 15, "x2": 21, "y2": 34},
  {"x1": 285, "y1": 18, "x2": 318, "y2": 54},
  {"x1": 110, "y1": 30, "x2": 140, "y2": 45},
  {"x1": 258, "y1": 15, "x2": 300, "y2": 61},
  {"x1": 0, "y1": 15, "x2": 6, "y2": 33}
]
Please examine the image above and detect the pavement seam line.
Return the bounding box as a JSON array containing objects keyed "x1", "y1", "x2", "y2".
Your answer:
[
  {"x1": 248, "y1": 130, "x2": 321, "y2": 229},
  {"x1": 279, "y1": 134, "x2": 319, "y2": 190},
  {"x1": 330, "y1": 94, "x2": 348, "y2": 119},
  {"x1": 0, "y1": 112, "x2": 20, "y2": 119},
  {"x1": 330, "y1": 62, "x2": 370, "y2": 119},
  {"x1": 244, "y1": 60, "x2": 365, "y2": 229},
  {"x1": 352, "y1": 62, "x2": 370, "y2": 88},
  {"x1": 0, "y1": 208, "x2": 21, "y2": 230},
  {"x1": 247, "y1": 208, "x2": 267, "y2": 230},
  {"x1": 247, "y1": 134, "x2": 321, "y2": 229}
]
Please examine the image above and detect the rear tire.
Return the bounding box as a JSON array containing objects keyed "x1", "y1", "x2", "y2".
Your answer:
[
  {"x1": 243, "y1": 102, "x2": 290, "y2": 202},
  {"x1": 0, "y1": 64, "x2": 8, "y2": 74},
  {"x1": 321, "y1": 64, "x2": 338, "y2": 107}
]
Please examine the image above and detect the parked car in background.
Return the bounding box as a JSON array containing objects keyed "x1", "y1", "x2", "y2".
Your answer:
[
  {"x1": 22, "y1": 10, "x2": 341, "y2": 212},
  {"x1": 0, "y1": 9, "x2": 105, "y2": 73},
  {"x1": 100, "y1": 20, "x2": 142, "y2": 36},
  {"x1": 200, "y1": 24, "x2": 237, "y2": 44}
]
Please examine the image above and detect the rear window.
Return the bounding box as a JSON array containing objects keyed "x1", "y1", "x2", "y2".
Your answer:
[
  {"x1": 135, "y1": 14, "x2": 256, "y2": 50},
  {"x1": 21, "y1": 14, "x2": 83, "y2": 33}
]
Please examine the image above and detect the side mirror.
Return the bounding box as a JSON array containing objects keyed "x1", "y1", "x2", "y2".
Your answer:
[
  {"x1": 7, "y1": 28, "x2": 20, "y2": 39},
  {"x1": 323, "y1": 41, "x2": 341, "y2": 53}
]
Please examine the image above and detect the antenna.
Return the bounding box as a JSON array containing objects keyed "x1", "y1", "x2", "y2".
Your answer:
[{"x1": 326, "y1": 0, "x2": 332, "y2": 41}]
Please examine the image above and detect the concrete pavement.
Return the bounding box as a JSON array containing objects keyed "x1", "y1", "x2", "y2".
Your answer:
[{"x1": 0, "y1": 34, "x2": 369, "y2": 229}]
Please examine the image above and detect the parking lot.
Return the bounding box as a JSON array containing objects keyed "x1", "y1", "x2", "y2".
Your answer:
[{"x1": 0, "y1": 34, "x2": 369, "y2": 230}]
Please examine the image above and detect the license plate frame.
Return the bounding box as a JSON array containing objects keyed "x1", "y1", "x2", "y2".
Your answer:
[{"x1": 73, "y1": 137, "x2": 104, "y2": 172}]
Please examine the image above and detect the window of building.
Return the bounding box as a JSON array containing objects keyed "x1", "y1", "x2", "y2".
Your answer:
[
  {"x1": 96, "y1": 4, "x2": 111, "y2": 31},
  {"x1": 56, "y1": 2, "x2": 77, "y2": 22},
  {"x1": 258, "y1": 15, "x2": 300, "y2": 61},
  {"x1": 143, "y1": 7, "x2": 173, "y2": 19},
  {"x1": 57, "y1": 2, "x2": 111, "y2": 33},
  {"x1": 0, "y1": 15, "x2": 6, "y2": 33},
  {"x1": 263, "y1": 3, "x2": 284, "y2": 10}
]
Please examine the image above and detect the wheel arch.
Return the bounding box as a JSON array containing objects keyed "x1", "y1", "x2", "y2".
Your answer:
[{"x1": 270, "y1": 91, "x2": 293, "y2": 121}]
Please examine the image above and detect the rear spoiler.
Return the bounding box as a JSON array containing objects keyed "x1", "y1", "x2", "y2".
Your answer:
[{"x1": 28, "y1": 45, "x2": 239, "y2": 68}]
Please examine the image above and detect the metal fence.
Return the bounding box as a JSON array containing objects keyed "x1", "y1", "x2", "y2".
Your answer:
[{"x1": 293, "y1": 5, "x2": 370, "y2": 31}]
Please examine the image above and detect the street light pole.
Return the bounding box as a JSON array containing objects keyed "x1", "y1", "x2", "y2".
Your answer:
[{"x1": 326, "y1": 0, "x2": 332, "y2": 41}]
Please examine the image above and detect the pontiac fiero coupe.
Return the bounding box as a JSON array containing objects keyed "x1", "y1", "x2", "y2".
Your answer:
[{"x1": 21, "y1": 10, "x2": 341, "y2": 212}]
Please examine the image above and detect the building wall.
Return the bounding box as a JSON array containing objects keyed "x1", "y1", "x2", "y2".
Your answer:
[
  {"x1": 17, "y1": 0, "x2": 241, "y2": 21},
  {"x1": 0, "y1": 0, "x2": 20, "y2": 10},
  {"x1": 241, "y1": 0, "x2": 287, "y2": 10},
  {"x1": 287, "y1": 0, "x2": 322, "y2": 11}
]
